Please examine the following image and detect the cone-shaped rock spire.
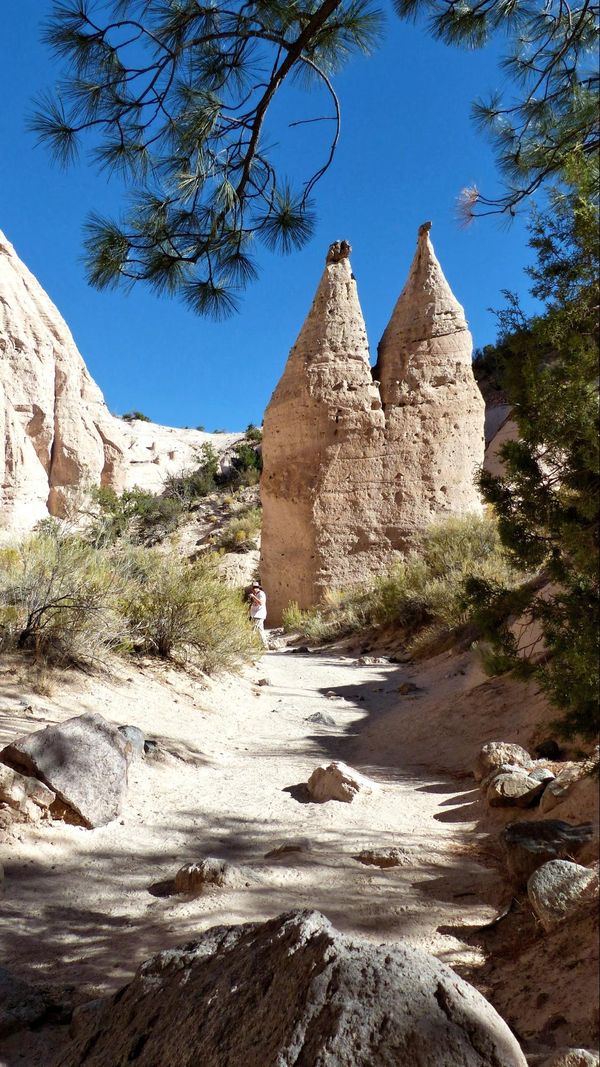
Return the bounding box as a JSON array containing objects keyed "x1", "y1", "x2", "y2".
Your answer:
[
  {"x1": 260, "y1": 242, "x2": 386, "y2": 623},
  {"x1": 375, "y1": 223, "x2": 485, "y2": 544}
]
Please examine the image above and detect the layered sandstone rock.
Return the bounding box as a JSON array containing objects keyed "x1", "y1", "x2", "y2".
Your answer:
[
  {"x1": 260, "y1": 242, "x2": 386, "y2": 622},
  {"x1": 374, "y1": 221, "x2": 485, "y2": 545},
  {"x1": 0, "y1": 231, "x2": 125, "y2": 527}
]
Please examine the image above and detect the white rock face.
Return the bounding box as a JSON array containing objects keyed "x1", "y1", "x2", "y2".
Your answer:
[
  {"x1": 0, "y1": 231, "x2": 126, "y2": 528},
  {"x1": 0, "y1": 231, "x2": 245, "y2": 532},
  {"x1": 306, "y1": 760, "x2": 377, "y2": 803}
]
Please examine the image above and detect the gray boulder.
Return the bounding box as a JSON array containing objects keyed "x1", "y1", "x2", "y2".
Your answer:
[
  {"x1": 501, "y1": 820, "x2": 596, "y2": 887},
  {"x1": 57, "y1": 910, "x2": 526, "y2": 1067},
  {"x1": 527, "y1": 859, "x2": 599, "y2": 931},
  {"x1": 1, "y1": 712, "x2": 129, "y2": 828},
  {"x1": 486, "y1": 771, "x2": 547, "y2": 808}
]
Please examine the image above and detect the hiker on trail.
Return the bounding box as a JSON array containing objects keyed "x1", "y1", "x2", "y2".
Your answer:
[{"x1": 249, "y1": 580, "x2": 269, "y2": 649}]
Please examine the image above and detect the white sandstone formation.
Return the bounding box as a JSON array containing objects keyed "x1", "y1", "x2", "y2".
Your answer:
[
  {"x1": 0, "y1": 231, "x2": 125, "y2": 528},
  {"x1": 0, "y1": 231, "x2": 244, "y2": 531},
  {"x1": 375, "y1": 221, "x2": 485, "y2": 546},
  {"x1": 261, "y1": 241, "x2": 386, "y2": 623}
]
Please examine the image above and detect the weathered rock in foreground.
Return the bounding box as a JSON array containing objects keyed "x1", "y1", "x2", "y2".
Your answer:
[
  {"x1": 306, "y1": 761, "x2": 377, "y2": 803},
  {"x1": 58, "y1": 910, "x2": 527, "y2": 1067},
  {"x1": 540, "y1": 1050, "x2": 600, "y2": 1067},
  {"x1": 501, "y1": 820, "x2": 596, "y2": 887},
  {"x1": 527, "y1": 860, "x2": 599, "y2": 931},
  {"x1": 1, "y1": 712, "x2": 129, "y2": 828},
  {"x1": 0, "y1": 762, "x2": 55, "y2": 823}
]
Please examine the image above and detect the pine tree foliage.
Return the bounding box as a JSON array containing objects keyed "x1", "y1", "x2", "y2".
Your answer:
[
  {"x1": 31, "y1": 0, "x2": 383, "y2": 316},
  {"x1": 464, "y1": 153, "x2": 599, "y2": 738},
  {"x1": 394, "y1": 0, "x2": 599, "y2": 218}
]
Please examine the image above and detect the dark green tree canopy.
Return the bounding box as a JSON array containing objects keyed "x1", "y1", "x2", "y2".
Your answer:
[
  {"x1": 32, "y1": 0, "x2": 383, "y2": 317},
  {"x1": 34, "y1": 0, "x2": 599, "y2": 312},
  {"x1": 394, "y1": 0, "x2": 599, "y2": 219}
]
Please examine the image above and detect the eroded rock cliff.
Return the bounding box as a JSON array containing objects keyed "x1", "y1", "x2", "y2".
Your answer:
[{"x1": 0, "y1": 231, "x2": 125, "y2": 528}]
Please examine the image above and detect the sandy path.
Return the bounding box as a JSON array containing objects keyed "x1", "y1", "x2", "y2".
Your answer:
[{"x1": 0, "y1": 649, "x2": 499, "y2": 1064}]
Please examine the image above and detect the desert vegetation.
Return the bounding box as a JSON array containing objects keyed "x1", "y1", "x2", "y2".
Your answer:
[
  {"x1": 0, "y1": 523, "x2": 257, "y2": 673},
  {"x1": 283, "y1": 514, "x2": 526, "y2": 652}
]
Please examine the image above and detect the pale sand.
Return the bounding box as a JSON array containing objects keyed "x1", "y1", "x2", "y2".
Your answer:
[{"x1": 0, "y1": 645, "x2": 595, "y2": 1064}]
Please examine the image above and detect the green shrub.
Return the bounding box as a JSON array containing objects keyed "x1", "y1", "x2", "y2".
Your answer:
[
  {"x1": 90, "y1": 486, "x2": 183, "y2": 546},
  {"x1": 0, "y1": 529, "x2": 126, "y2": 667},
  {"x1": 217, "y1": 508, "x2": 262, "y2": 553},
  {"x1": 164, "y1": 443, "x2": 219, "y2": 503},
  {"x1": 245, "y1": 423, "x2": 263, "y2": 443},
  {"x1": 122, "y1": 551, "x2": 258, "y2": 669},
  {"x1": 282, "y1": 515, "x2": 527, "y2": 649},
  {"x1": 121, "y1": 411, "x2": 151, "y2": 422}
]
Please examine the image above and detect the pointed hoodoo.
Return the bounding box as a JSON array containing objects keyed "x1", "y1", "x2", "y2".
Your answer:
[
  {"x1": 260, "y1": 241, "x2": 386, "y2": 624},
  {"x1": 376, "y1": 222, "x2": 485, "y2": 546}
]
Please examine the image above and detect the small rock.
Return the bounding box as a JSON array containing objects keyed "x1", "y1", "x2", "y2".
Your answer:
[
  {"x1": 289, "y1": 646, "x2": 311, "y2": 654},
  {"x1": 305, "y1": 711, "x2": 336, "y2": 726},
  {"x1": 257, "y1": 678, "x2": 271, "y2": 687},
  {"x1": 143, "y1": 740, "x2": 159, "y2": 759},
  {"x1": 174, "y1": 858, "x2": 247, "y2": 894},
  {"x1": 527, "y1": 859, "x2": 599, "y2": 931},
  {"x1": 487, "y1": 771, "x2": 548, "y2": 808},
  {"x1": 306, "y1": 761, "x2": 377, "y2": 803},
  {"x1": 264, "y1": 838, "x2": 312, "y2": 859},
  {"x1": 397, "y1": 682, "x2": 422, "y2": 695},
  {"x1": 475, "y1": 741, "x2": 533, "y2": 783},
  {"x1": 118, "y1": 725, "x2": 145, "y2": 757},
  {"x1": 0, "y1": 763, "x2": 55, "y2": 822},
  {"x1": 355, "y1": 847, "x2": 410, "y2": 868},
  {"x1": 355, "y1": 655, "x2": 387, "y2": 666},
  {"x1": 501, "y1": 820, "x2": 596, "y2": 887}
]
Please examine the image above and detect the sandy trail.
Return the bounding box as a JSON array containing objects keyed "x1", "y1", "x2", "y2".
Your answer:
[{"x1": 0, "y1": 648, "x2": 500, "y2": 1064}]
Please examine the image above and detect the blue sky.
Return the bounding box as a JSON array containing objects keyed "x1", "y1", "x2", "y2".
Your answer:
[{"x1": 1, "y1": 2, "x2": 538, "y2": 430}]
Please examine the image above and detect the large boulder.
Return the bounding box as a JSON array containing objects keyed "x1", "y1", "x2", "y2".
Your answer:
[
  {"x1": 306, "y1": 761, "x2": 377, "y2": 803},
  {"x1": 501, "y1": 820, "x2": 596, "y2": 887},
  {"x1": 0, "y1": 712, "x2": 129, "y2": 828},
  {"x1": 540, "y1": 763, "x2": 596, "y2": 814},
  {"x1": 527, "y1": 860, "x2": 599, "y2": 931},
  {"x1": 57, "y1": 910, "x2": 527, "y2": 1067}
]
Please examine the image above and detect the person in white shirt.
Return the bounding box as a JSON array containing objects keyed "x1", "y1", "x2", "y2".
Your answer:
[{"x1": 249, "y1": 580, "x2": 269, "y2": 649}]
